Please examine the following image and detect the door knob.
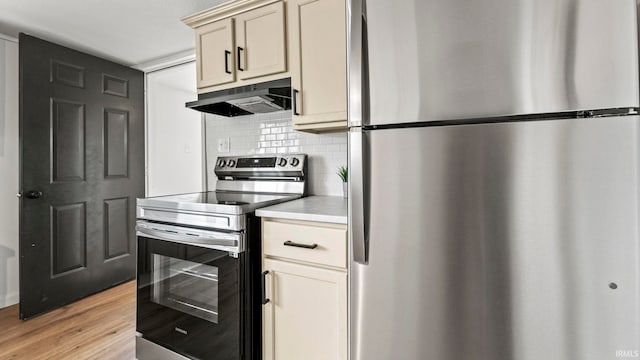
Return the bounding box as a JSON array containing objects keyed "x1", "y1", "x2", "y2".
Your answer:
[{"x1": 25, "y1": 190, "x2": 43, "y2": 199}]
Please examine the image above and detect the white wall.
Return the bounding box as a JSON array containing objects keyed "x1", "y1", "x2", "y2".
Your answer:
[
  {"x1": 0, "y1": 37, "x2": 19, "y2": 308},
  {"x1": 205, "y1": 111, "x2": 348, "y2": 196},
  {"x1": 146, "y1": 62, "x2": 204, "y2": 196}
]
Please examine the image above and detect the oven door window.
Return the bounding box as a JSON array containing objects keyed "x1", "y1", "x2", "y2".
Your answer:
[{"x1": 151, "y1": 254, "x2": 219, "y2": 323}]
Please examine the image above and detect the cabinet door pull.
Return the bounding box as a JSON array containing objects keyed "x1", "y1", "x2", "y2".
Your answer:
[
  {"x1": 283, "y1": 240, "x2": 317, "y2": 249},
  {"x1": 261, "y1": 270, "x2": 270, "y2": 305},
  {"x1": 237, "y1": 46, "x2": 245, "y2": 71},
  {"x1": 224, "y1": 50, "x2": 232, "y2": 74},
  {"x1": 292, "y1": 89, "x2": 300, "y2": 116}
]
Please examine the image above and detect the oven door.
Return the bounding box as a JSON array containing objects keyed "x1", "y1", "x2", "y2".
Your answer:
[{"x1": 137, "y1": 228, "x2": 245, "y2": 360}]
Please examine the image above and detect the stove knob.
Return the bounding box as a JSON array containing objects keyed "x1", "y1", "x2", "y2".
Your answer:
[
  {"x1": 227, "y1": 159, "x2": 236, "y2": 167},
  {"x1": 217, "y1": 159, "x2": 226, "y2": 168},
  {"x1": 290, "y1": 157, "x2": 300, "y2": 167},
  {"x1": 278, "y1": 158, "x2": 288, "y2": 167}
]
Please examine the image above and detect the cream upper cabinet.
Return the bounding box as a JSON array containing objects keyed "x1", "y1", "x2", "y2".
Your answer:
[
  {"x1": 235, "y1": 1, "x2": 287, "y2": 80},
  {"x1": 184, "y1": 0, "x2": 288, "y2": 93},
  {"x1": 195, "y1": 18, "x2": 235, "y2": 88},
  {"x1": 289, "y1": 0, "x2": 347, "y2": 132},
  {"x1": 184, "y1": 0, "x2": 348, "y2": 132},
  {"x1": 263, "y1": 258, "x2": 347, "y2": 360},
  {"x1": 262, "y1": 218, "x2": 348, "y2": 360}
]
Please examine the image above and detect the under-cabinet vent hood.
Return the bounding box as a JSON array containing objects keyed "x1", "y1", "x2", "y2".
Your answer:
[{"x1": 186, "y1": 78, "x2": 291, "y2": 117}]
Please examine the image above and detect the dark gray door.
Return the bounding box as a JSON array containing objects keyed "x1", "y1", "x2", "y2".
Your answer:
[{"x1": 19, "y1": 34, "x2": 144, "y2": 319}]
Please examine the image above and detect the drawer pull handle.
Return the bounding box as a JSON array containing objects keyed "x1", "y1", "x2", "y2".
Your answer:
[
  {"x1": 237, "y1": 46, "x2": 245, "y2": 71},
  {"x1": 261, "y1": 270, "x2": 270, "y2": 305},
  {"x1": 283, "y1": 240, "x2": 318, "y2": 249},
  {"x1": 224, "y1": 50, "x2": 232, "y2": 74},
  {"x1": 292, "y1": 89, "x2": 300, "y2": 116}
]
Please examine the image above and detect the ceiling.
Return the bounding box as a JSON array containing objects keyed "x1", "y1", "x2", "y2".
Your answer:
[{"x1": 0, "y1": 0, "x2": 226, "y2": 68}]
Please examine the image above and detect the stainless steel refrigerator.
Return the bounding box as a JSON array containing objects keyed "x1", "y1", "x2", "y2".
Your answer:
[{"x1": 347, "y1": 1, "x2": 640, "y2": 359}]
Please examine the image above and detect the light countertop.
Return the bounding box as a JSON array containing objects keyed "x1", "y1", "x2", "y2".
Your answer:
[{"x1": 256, "y1": 196, "x2": 347, "y2": 224}]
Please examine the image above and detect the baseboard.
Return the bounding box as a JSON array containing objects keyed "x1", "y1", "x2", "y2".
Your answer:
[{"x1": 0, "y1": 291, "x2": 19, "y2": 309}]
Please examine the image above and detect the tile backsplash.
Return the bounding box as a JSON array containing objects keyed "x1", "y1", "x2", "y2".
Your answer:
[{"x1": 205, "y1": 111, "x2": 347, "y2": 196}]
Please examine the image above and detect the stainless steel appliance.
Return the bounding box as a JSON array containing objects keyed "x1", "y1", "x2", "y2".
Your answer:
[
  {"x1": 135, "y1": 154, "x2": 307, "y2": 360},
  {"x1": 348, "y1": 1, "x2": 640, "y2": 359}
]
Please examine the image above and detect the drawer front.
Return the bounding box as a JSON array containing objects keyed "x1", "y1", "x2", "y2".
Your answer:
[{"x1": 263, "y1": 220, "x2": 347, "y2": 268}]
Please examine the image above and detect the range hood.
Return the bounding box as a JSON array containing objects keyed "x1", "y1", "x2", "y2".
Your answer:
[{"x1": 186, "y1": 78, "x2": 291, "y2": 117}]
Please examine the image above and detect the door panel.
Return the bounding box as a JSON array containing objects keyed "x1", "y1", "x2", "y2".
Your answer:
[
  {"x1": 19, "y1": 34, "x2": 144, "y2": 319},
  {"x1": 263, "y1": 258, "x2": 347, "y2": 360},
  {"x1": 102, "y1": 74, "x2": 129, "y2": 97},
  {"x1": 196, "y1": 18, "x2": 235, "y2": 88},
  {"x1": 51, "y1": 60, "x2": 85, "y2": 88},
  {"x1": 51, "y1": 99, "x2": 86, "y2": 182},
  {"x1": 51, "y1": 203, "x2": 86, "y2": 276},
  {"x1": 290, "y1": 0, "x2": 347, "y2": 126},
  {"x1": 235, "y1": 2, "x2": 286, "y2": 80},
  {"x1": 356, "y1": 0, "x2": 639, "y2": 126},
  {"x1": 104, "y1": 197, "x2": 130, "y2": 260},
  {"x1": 351, "y1": 116, "x2": 640, "y2": 359},
  {"x1": 103, "y1": 108, "x2": 129, "y2": 178}
]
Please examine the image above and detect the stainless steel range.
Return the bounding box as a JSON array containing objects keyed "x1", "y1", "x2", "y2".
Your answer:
[{"x1": 135, "y1": 154, "x2": 307, "y2": 360}]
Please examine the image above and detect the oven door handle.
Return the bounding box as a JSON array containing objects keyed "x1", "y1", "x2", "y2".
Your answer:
[{"x1": 135, "y1": 224, "x2": 241, "y2": 253}]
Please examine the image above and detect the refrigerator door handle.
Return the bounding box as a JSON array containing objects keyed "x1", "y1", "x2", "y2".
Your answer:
[
  {"x1": 348, "y1": 0, "x2": 369, "y2": 128},
  {"x1": 349, "y1": 128, "x2": 369, "y2": 264}
]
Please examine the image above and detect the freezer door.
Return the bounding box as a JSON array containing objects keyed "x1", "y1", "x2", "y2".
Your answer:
[
  {"x1": 348, "y1": 0, "x2": 640, "y2": 127},
  {"x1": 349, "y1": 116, "x2": 640, "y2": 360}
]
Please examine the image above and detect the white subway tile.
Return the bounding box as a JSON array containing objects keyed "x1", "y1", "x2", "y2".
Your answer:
[
  {"x1": 327, "y1": 144, "x2": 341, "y2": 152},
  {"x1": 313, "y1": 144, "x2": 327, "y2": 152},
  {"x1": 205, "y1": 112, "x2": 347, "y2": 196}
]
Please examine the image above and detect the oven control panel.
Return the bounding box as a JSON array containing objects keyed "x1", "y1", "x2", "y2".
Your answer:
[{"x1": 214, "y1": 154, "x2": 307, "y2": 178}]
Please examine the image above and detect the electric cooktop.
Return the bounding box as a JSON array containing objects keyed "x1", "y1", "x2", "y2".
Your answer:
[{"x1": 137, "y1": 191, "x2": 301, "y2": 215}]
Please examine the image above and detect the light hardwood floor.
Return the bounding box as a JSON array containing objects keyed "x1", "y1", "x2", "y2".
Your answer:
[{"x1": 0, "y1": 280, "x2": 136, "y2": 360}]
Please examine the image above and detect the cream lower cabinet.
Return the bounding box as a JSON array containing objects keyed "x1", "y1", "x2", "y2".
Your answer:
[
  {"x1": 288, "y1": 0, "x2": 347, "y2": 132},
  {"x1": 262, "y1": 219, "x2": 348, "y2": 360},
  {"x1": 262, "y1": 259, "x2": 347, "y2": 360}
]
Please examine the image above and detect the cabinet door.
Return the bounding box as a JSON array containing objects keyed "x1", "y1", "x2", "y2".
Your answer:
[
  {"x1": 235, "y1": 2, "x2": 287, "y2": 80},
  {"x1": 195, "y1": 18, "x2": 235, "y2": 88},
  {"x1": 263, "y1": 258, "x2": 347, "y2": 360},
  {"x1": 289, "y1": 0, "x2": 347, "y2": 128}
]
